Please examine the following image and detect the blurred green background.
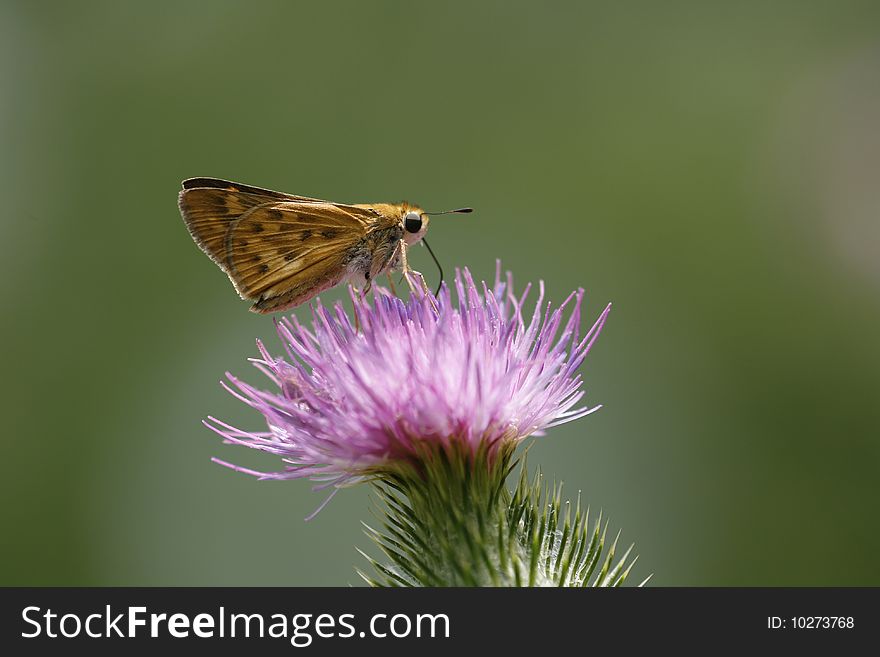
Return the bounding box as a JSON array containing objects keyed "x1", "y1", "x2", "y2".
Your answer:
[{"x1": 2, "y1": 0, "x2": 879, "y2": 586}]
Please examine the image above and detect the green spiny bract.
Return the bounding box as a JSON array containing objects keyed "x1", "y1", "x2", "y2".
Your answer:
[{"x1": 358, "y1": 442, "x2": 648, "y2": 587}]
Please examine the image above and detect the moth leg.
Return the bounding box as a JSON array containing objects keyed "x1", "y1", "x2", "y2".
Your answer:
[
  {"x1": 400, "y1": 240, "x2": 427, "y2": 291},
  {"x1": 399, "y1": 239, "x2": 437, "y2": 310},
  {"x1": 400, "y1": 240, "x2": 420, "y2": 295},
  {"x1": 376, "y1": 239, "x2": 404, "y2": 297},
  {"x1": 399, "y1": 239, "x2": 411, "y2": 273},
  {"x1": 351, "y1": 285, "x2": 368, "y2": 334}
]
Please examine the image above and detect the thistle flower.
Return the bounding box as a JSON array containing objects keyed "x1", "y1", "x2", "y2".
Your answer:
[
  {"x1": 207, "y1": 263, "x2": 610, "y2": 505},
  {"x1": 205, "y1": 263, "x2": 643, "y2": 586}
]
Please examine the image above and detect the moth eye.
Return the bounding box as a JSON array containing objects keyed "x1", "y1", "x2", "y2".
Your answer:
[{"x1": 403, "y1": 211, "x2": 423, "y2": 233}]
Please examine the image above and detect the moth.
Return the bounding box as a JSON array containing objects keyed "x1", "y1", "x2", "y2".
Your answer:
[{"x1": 178, "y1": 178, "x2": 471, "y2": 313}]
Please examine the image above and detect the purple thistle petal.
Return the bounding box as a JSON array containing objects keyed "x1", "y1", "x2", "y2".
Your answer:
[{"x1": 209, "y1": 265, "x2": 610, "y2": 503}]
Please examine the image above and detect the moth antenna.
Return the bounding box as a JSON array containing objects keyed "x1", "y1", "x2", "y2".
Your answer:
[
  {"x1": 424, "y1": 207, "x2": 473, "y2": 216},
  {"x1": 421, "y1": 238, "x2": 444, "y2": 296}
]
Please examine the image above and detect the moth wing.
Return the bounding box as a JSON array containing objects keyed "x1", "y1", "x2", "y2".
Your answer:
[
  {"x1": 181, "y1": 177, "x2": 327, "y2": 203},
  {"x1": 179, "y1": 185, "x2": 279, "y2": 271},
  {"x1": 178, "y1": 178, "x2": 377, "y2": 269},
  {"x1": 225, "y1": 202, "x2": 372, "y2": 313}
]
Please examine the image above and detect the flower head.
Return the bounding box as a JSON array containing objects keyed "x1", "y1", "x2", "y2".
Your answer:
[{"x1": 207, "y1": 263, "x2": 610, "y2": 511}]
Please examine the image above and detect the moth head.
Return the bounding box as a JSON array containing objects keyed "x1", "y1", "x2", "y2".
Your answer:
[{"x1": 402, "y1": 208, "x2": 429, "y2": 244}]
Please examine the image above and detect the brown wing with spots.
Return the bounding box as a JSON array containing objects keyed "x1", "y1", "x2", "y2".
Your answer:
[
  {"x1": 179, "y1": 184, "x2": 276, "y2": 270},
  {"x1": 179, "y1": 178, "x2": 406, "y2": 313},
  {"x1": 178, "y1": 178, "x2": 378, "y2": 270},
  {"x1": 223, "y1": 202, "x2": 373, "y2": 312}
]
